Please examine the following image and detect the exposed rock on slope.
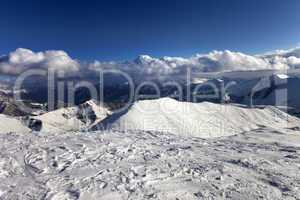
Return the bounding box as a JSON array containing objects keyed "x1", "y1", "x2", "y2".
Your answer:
[
  {"x1": 31, "y1": 100, "x2": 111, "y2": 133},
  {"x1": 0, "y1": 91, "x2": 29, "y2": 116}
]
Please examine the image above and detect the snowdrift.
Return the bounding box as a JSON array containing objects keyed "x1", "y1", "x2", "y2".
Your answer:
[{"x1": 95, "y1": 98, "x2": 299, "y2": 138}]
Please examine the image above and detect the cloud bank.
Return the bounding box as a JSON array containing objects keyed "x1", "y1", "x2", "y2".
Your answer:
[
  {"x1": 1, "y1": 47, "x2": 300, "y2": 77},
  {"x1": 0, "y1": 48, "x2": 79, "y2": 75},
  {"x1": 90, "y1": 48, "x2": 300, "y2": 75}
]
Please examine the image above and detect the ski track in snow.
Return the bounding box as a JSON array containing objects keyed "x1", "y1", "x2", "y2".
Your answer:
[{"x1": 0, "y1": 127, "x2": 300, "y2": 200}]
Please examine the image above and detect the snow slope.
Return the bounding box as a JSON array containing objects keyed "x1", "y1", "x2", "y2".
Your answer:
[
  {"x1": 96, "y1": 98, "x2": 299, "y2": 138},
  {"x1": 0, "y1": 114, "x2": 30, "y2": 133},
  {"x1": 1, "y1": 127, "x2": 300, "y2": 199},
  {"x1": 33, "y1": 100, "x2": 111, "y2": 133}
]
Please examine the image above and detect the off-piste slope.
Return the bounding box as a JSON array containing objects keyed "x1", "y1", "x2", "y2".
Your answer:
[
  {"x1": 1, "y1": 127, "x2": 300, "y2": 199},
  {"x1": 96, "y1": 98, "x2": 299, "y2": 138},
  {"x1": 32, "y1": 100, "x2": 111, "y2": 133}
]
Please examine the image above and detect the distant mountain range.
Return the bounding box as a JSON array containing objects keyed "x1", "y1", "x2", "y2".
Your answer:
[
  {"x1": 0, "y1": 97, "x2": 298, "y2": 138},
  {"x1": 1, "y1": 67, "x2": 300, "y2": 118}
]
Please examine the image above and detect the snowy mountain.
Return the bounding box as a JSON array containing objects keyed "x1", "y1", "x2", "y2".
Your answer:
[
  {"x1": 1, "y1": 97, "x2": 298, "y2": 138},
  {"x1": 28, "y1": 100, "x2": 111, "y2": 133},
  {"x1": 0, "y1": 90, "x2": 31, "y2": 116},
  {"x1": 0, "y1": 97, "x2": 299, "y2": 199},
  {"x1": 94, "y1": 98, "x2": 299, "y2": 138},
  {"x1": 0, "y1": 99, "x2": 113, "y2": 134},
  {"x1": 1, "y1": 63, "x2": 300, "y2": 199},
  {"x1": 0, "y1": 114, "x2": 30, "y2": 133}
]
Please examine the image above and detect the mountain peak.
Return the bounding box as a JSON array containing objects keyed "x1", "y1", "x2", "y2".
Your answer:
[{"x1": 134, "y1": 55, "x2": 153, "y2": 64}]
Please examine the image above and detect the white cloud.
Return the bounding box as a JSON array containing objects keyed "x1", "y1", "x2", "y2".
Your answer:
[
  {"x1": 90, "y1": 49, "x2": 297, "y2": 75},
  {"x1": 196, "y1": 50, "x2": 272, "y2": 72},
  {"x1": 287, "y1": 56, "x2": 300, "y2": 67},
  {"x1": 259, "y1": 47, "x2": 300, "y2": 70},
  {"x1": 261, "y1": 47, "x2": 300, "y2": 58},
  {"x1": 1, "y1": 47, "x2": 300, "y2": 77},
  {"x1": 0, "y1": 48, "x2": 79, "y2": 75}
]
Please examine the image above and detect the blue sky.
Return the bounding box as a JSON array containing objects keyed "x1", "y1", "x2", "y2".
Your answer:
[{"x1": 0, "y1": 0, "x2": 300, "y2": 61}]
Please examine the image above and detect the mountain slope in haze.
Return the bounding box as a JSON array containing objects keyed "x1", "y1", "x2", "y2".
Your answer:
[
  {"x1": 249, "y1": 74, "x2": 300, "y2": 110},
  {"x1": 94, "y1": 98, "x2": 299, "y2": 138},
  {"x1": 0, "y1": 90, "x2": 30, "y2": 116},
  {"x1": 204, "y1": 71, "x2": 300, "y2": 113}
]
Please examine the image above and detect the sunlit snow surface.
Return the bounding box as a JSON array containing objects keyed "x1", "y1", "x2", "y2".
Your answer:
[
  {"x1": 97, "y1": 98, "x2": 298, "y2": 138},
  {"x1": 1, "y1": 127, "x2": 300, "y2": 199}
]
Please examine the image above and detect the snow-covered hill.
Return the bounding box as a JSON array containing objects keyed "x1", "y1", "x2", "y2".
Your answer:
[
  {"x1": 1, "y1": 96, "x2": 298, "y2": 137},
  {"x1": 0, "y1": 114, "x2": 30, "y2": 133},
  {"x1": 31, "y1": 100, "x2": 111, "y2": 133},
  {"x1": 95, "y1": 98, "x2": 299, "y2": 138}
]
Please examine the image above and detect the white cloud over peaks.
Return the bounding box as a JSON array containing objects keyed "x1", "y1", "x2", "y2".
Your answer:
[
  {"x1": 90, "y1": 50, "x2": 294, "y2": 75},
  {"x1": 0, "y1": 48, "x2": 79, "y2": 75},
  {"x1": 2, "y1": 47, "x2": 300, "y2": 77},
  {"x1": 262, "y1": 47, "x2": 300, "y2": 58},
  {"x1": 196, "y1": 50, "x2": 272, "y2": 72},
  {"x1": 259, "y1": 47, "x2": 300, "y2": 70}
]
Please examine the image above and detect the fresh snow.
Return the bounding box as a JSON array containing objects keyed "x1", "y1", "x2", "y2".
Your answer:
[
  {"x1": 33, "y1": 100, "x2": 111, "y2": 133},
  {"x1": 0, "y1": 114, "x2": 30, "y2": 133},
  {"x1": 0, "y1": 98, "x2": 299, "y2": 199},
  {"x1": 97, "y1": 98, "x2": 299, "y2": 138},
  {"x1": 1, "y1": 127, "x2": 300, "y2": 199}
]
